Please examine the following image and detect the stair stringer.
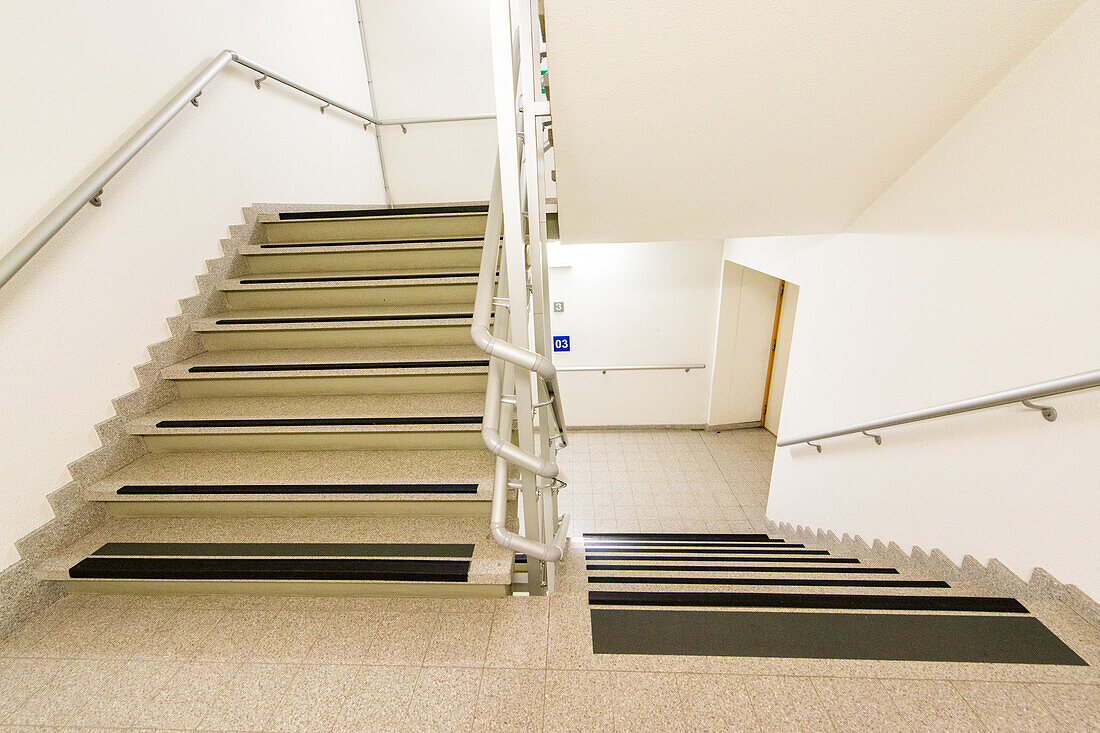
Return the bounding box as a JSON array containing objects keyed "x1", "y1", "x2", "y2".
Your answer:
[
  {"x1": 766, "y1": 518, "x2": 1100, "y2": 630},
  {"x1": 0, "y1": 202, "x2": 375, "y2": 640}
]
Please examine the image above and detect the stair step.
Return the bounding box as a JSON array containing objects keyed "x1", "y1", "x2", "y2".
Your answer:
[
  {"x1": 90, "y1": 541, "x2": 475, "y2": 557},
  {"x1": 39, "y1": 516, "x2": 513, "y2": 597},
  {"x1": 586, "y1": 563, "x2": 902, "y2": 574},
  {"x1": 241, "y1": 239, "x2": 484, "y2": 274},
  {"x1": 584, "y1": 533, "x2": 778, "y2": 542},
  {"x1": 85, "y1": 449, "x2": 497, "y2": 517},
  {"x1": 588, "y1": 591, "x2": 1029, "y2": 613},
  {"x1": 163, "y1": 346, "x2": 488, "y2": 397},
  {"x1": 128, "y1": 393, "x2": 484, "y2": 452},
  {"x1": 221, "y1": 269, "x2": 478, "y2": 309},
  {"x1": 69, "y1": 557, "x2": 471, "y2": 582},
  {"x1": 193, "y1": 306, "x2": 479, "y2": 349},
  {"x1": 114, "y1": 483, "x2": 480, "y2": 495},
  {"x1": 277, "y1": 204, "x2": 489, "y2": 220},
  {"x1": 587, "y1": 577, "x2": 952, "y2": 588},
  {"x1": 263, "y1": 211, "x2": 488, "y2": 244}
]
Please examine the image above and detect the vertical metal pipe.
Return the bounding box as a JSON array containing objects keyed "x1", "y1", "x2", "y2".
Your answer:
[{"x1": 354, "y1": 0, "x2": 394, "y2": 207}]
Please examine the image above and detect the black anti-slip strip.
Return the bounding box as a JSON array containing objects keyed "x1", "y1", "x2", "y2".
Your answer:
[
  {"x1": 154, "y1": 416, "x2": 482, "y2": 428},
  {"x1": 588, "y1": 577, "x2": 951, "y2": 588},
  {"x1": 589, "y1": 590, "x2": 1029, "y2": 613},
  {"x1": 116, "y1": 483, "x2": 479, "y2": 495},
  {"x1": 71, "y1": 557, "x2": 470, "y2": 582},
  {"x1": 259, "y1": 236, "x2": 483, "y2": 249},
  {"x1": 238, "y1": 272, "x2": 477, "y2": 285},
  {"x1": 91, "y1": 542, "x2": 475, "y2": 558},
  {"x1": 215, "y1": 313, "x2": 472, "y2": 326},
  {"x1": 584, "y1": 547, "x2": 828, "y2": 556},
  {"x1": 585, "y1": 540, "x2": 799, "y2": 548},
  {"x1": 584, "y1": 555, "x2": 859, "y2": 563},
  {"x1": 589, "y1": 609, "x2": 1087, "y2": 665},
  {"x1": 588, "y1": 564, "x2": 900, "y2": 574},
  {"x1": 278, "y1": 204, "x2": 489, "y2": 220},
  {"x1": 188, "y1": 359, "x2": 488, "y2": 373},
  {"x1": 584, "y1": 533, "x2": 774, "y2": 542}
]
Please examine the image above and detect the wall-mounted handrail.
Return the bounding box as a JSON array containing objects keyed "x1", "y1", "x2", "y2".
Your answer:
[
  {"x1": 559, "y1": 364, "x2": 706, "y2": 373},
  {"x1": 777, "y1": 368, "x2": 1100, "y2": 449},
  {"x1": 0, "y1": 49, "x2": 494, "y2": 290}
]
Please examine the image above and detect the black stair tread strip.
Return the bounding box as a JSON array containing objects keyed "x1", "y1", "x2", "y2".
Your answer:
[
  {"x1": 259, "y1": 236, "x2": 483, "y2": 249},
  {"x1": 278, "y1": 204, "x2": 489, "y2": 220},
  {"x1": 583, "y1": 547, "x2": 829, "y2": 555},
  {"x1": 116, "y1": 483, "x2": 479, "y2": 495},
  {"x1": 585, "y1": 537, "x2": 800, "y2": 541},
  {"x1": 91, "y1": 542, "x2": 475, "y2": 558},
  {"x1": 584, "y1": 555, "x2": 859, "y2": 563},
  {"x1": 587, "y1": 564, "x2": 900, "y2": 574},
  {"x1": 589, "y1": 590, "x2": 1029, "y2": 613},
  {"x1": 588, "y1": 577, "x2": 951, "y2": 588},
  {"x1": 70, "y1": 557, "x2": 470, "y2": 583},
  {"x1": 154, "y1": 416, "x2": 483, "y2": 429},
  {"x1": 238, "y1": 272, "x2": 478, "y2": 285},
  {"x1": 215, "y1": 313, "x2": 474, "y2": 325},
  {"x1": 584, "y1": 533, "x2": 774, "y2": 541},
  {"x1": 589, "y1": 609, "x2": 1087, "y2": 665},
  {"x1": 188, "y1": 359, "x2": 489, "y2": 373}
]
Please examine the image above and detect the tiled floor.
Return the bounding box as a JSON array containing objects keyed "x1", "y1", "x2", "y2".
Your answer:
[{"x1": 1, "y1": 428, "x2": 1098, "y2": 731}]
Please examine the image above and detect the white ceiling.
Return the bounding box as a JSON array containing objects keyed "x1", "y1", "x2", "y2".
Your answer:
[{"x1": 543, "y1": 0, "x2": 1084, "y2": 243}]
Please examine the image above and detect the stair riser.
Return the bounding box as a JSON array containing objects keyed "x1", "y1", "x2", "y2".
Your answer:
[
  {"x1": 263, "y1": 214, "x2": 488, "y2": 243},
  {"x1": 223, "y1": 283, "x2": 477, "y2": 310},
  {"x1": 244, "y1": 248, "x2": 482, "y2": 274},
  {"x1": 104, "y1": 499, "x2": 496, "y2": 518},
  {"x1": 199, "y1": 326, "x2": 473, "y2": 350},
  {"x1": 56, "y1": 579, "x2": 509, "y2": 598},
  {"x1": 140, "y1": 431, "x2": 484, "y2": 452},
  {"x1": 173, "y1": 373, "x2": 487, "y2": 398}
]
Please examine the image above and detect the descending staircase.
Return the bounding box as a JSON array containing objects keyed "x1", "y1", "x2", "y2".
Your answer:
[
  {"x1": 39, "y1": 204, "x2": 522, "y2": 598},
  {"x1": 584, "y1": 532, "x2": 1087, "y2": 665}
]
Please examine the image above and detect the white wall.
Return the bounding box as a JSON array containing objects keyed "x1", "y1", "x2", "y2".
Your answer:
[
  {"x1": 0, "y1": 0, "x2": 387, "y2": 569},
  {"x1": 358, "y1": 0, "x2": 497, "y2": 203},
  {"x1": 547, "y1": 240, "x2": 723, "y2": 426},
  {"x1": 708, "y1": 264, "x2": 781, "y2": 426},
  {"x1": 725, "y1": 0, "x2": 1100, "y2": 598}
]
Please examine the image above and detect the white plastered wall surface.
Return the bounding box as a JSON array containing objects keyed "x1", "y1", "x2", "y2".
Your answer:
[
  {"x1": 0, "y1": 0, "x2": 388, "y2": 571},
  {"x1": 547, "y1": 240, "x2": 724, "y2": 426},
  {"x1": 725, "y1": 0, "x2": 1100, "y2": 599}
]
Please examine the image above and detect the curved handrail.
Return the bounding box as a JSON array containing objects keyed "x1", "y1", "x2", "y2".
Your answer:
[
  {"x1": 0, "y1": 49, "x2": 493, "y2": 290},
  {"x1": 777, "y1": 368, "x2": 1100, "y2": 449},
  {"x1": 471, "y1": 159, "x2": 565, "y2": 479}
]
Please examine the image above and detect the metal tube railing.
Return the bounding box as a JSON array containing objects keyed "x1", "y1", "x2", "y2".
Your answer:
[
  {"x1": 0, "y1": 49, "x2": 494, "y2": 290},
  {"x1": 778, "y1": 368, "x2": 1100, "y2": 450},
  {"x1": 559, "y1": 364, "x2": 706, "y2": 373},
  {"x1": 474, "y1": 0, "x2": 571, "y2": 581}
]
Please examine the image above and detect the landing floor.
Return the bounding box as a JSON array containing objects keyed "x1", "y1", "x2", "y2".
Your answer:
[{"x1": 1, "y1": 429, "x2": 1097, "y2": 731}]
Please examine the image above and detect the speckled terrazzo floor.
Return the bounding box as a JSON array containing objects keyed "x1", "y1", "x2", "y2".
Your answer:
[{"x1": 2, "y1": 429, "x2": 1097, "y2": 731}]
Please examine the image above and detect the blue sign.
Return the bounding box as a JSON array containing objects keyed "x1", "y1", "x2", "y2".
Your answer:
[{"x1": 553, "y1": 336, "x2": 571, "y2": 352}]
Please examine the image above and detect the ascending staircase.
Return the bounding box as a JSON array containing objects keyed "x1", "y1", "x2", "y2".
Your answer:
[{"x1": 40, "y1": 204, "x2": 520, "y2": 598}]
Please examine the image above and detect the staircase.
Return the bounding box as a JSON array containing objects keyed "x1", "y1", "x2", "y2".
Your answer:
[{"x1": 39, "y1": 204, "x2": 521, "y2": 598}]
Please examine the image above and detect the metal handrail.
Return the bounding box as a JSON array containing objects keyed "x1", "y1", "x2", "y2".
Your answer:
[
  {"x1": 559, "y1": 364, "x2": 706, "y2": 373},
  {"x1": 472, "y1": 159, "x2": 567, "y2": 479},
  {"x1": 777, "y1": 368, "x2": 1100, "y2": 450},
  {"x1": 475, "y1": 0, "x2": 571, "y2": 573},
  {"x1": 0, "y1": 49, "x2": 493, "y2": 290}
]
